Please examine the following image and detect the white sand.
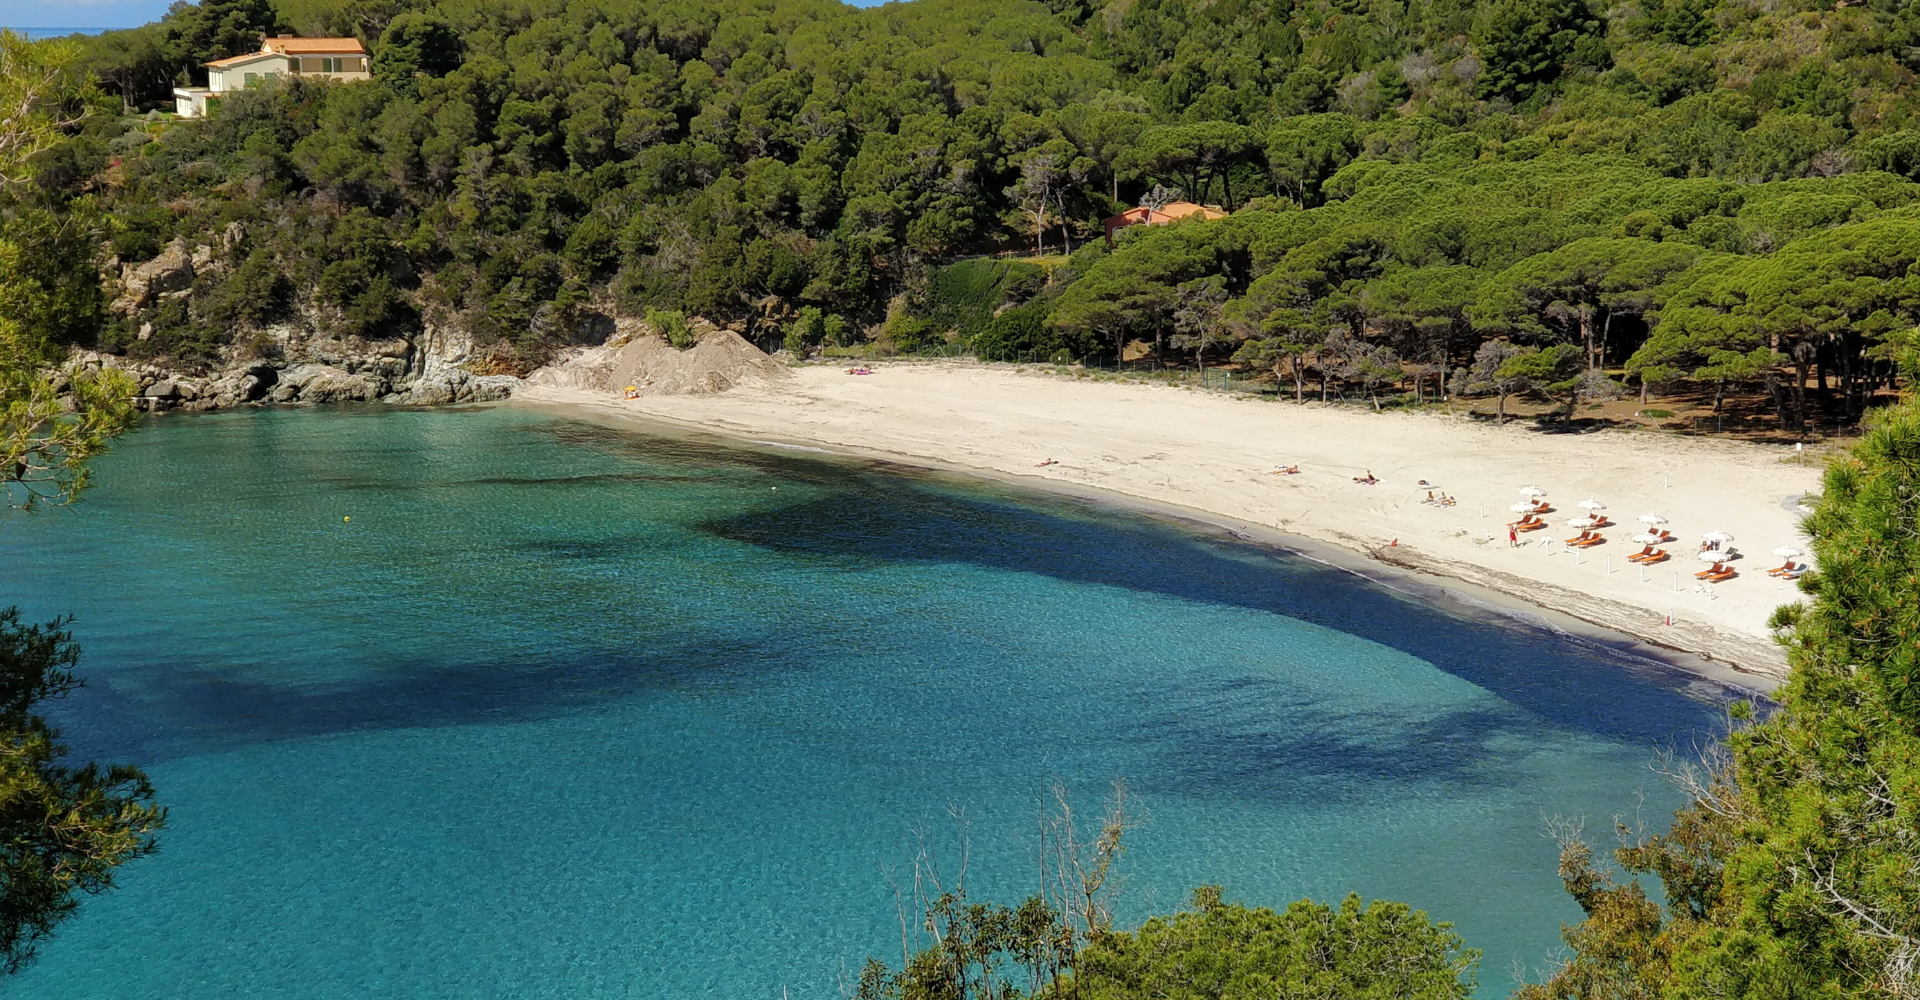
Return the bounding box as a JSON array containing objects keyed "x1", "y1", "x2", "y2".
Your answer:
[{"x1": 517, "y1": 362, "x2": 1824, "y2": 682}]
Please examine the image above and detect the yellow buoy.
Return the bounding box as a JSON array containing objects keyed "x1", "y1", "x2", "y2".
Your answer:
[{"x1": 344, "y1": 516, "x2": 350, "y2": 522}]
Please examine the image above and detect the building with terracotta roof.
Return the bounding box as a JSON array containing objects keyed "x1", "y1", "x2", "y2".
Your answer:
[
  {"x1": 174, "y1": 37, "x2": 371, "y2": 118},
  {"x1": 1101, "y1": 201, "x2": 1229, "y2": 246}
]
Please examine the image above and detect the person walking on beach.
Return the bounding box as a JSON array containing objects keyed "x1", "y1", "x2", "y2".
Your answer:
[{"x1": 1509, "y1": 527, "x2": 1518, "y2": 548}]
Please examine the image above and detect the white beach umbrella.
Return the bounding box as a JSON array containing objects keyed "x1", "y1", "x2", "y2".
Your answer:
[
  {"x1": 1577, "y1": 499, "x2": 1607, "y2": 510},
  {"x1": 1519, "y1": 485, "x2": 1548, "y2": 497},
  {"x1": 1697, "y1": 550, "x2": 1733, "y2": 564},
  {"x1": 1702, "y1": 530, "x2": 1735, "y2": 544},
  {"x1": 1771, "y1": 545, "x2": 1802, "y2": 558},
  {"x1": 1638, "y1": 513, "x2": 1669, "y2": 525},
  {"x1": 1567, "y1": 516, "x2": 1601, "y2": 528},
  {"x1": 1631, "y1": 532, "x2": 1664, "y2": 544}
]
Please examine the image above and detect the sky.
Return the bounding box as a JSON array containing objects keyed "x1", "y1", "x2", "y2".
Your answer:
[
  {"x1": 0, "y1": 0, "x2": 170, "y2": 31},
  {"x1": 1, "y1": 0, "x2": 894, "y2": 32}
]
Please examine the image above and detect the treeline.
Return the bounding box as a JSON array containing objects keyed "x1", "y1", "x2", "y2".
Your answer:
[{"x1": 23, "y1": 0, "x2": 1920, "y2": 429}]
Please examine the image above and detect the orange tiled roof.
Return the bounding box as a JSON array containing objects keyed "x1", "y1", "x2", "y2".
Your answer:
[
  {"x1": 263, "y1": 36, "x2": 367, "y2": 54},
  {"x1": 1152, "y1": 201, "x2": 1228, "y2": 222},
  {"x1": 204, "y1": 50, "x2": 286, "y2": 68},
  {"x1": 1103, "y1": 201, "x2": 1227, "y2": 227}
]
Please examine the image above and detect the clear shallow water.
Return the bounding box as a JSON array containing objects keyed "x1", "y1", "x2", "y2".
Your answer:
[{"x1": 0, "y1": 406, "x2": 1723, "y2": 999}]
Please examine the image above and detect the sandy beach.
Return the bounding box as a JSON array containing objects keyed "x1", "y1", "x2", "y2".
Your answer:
[{"x1": 518, "y1": 362, "x2": 1824, "y2": 683}]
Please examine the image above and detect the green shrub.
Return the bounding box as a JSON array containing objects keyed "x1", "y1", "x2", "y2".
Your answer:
[
  {"x1": 927, "y1": 259, "x2": 1049, "y2": 340},
  {"x1": 647, "y1": 308, "x2": 692, "y2": 348},
  {"x1": 201, "y1": 250, "x2": 294, "y2": 332},
  {"x1": 971, "y1": 302, "x2": 1086, "y2": 362},
  {"x1": 882, "y1": 314, "x2": 932, "y2": 353}
]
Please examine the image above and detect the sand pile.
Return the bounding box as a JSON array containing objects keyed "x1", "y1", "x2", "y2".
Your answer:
[{"x1": 527, "y1": 319, "x2": 788, "y2": 396}]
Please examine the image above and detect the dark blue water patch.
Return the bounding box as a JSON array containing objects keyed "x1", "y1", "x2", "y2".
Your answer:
[{"x1": 692, "y1": 470, "x2": 1724, "y2": 748}]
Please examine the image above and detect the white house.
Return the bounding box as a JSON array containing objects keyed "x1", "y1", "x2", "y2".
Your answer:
[{"x1": 174, "y1": 37, "x2": 372, "y2": 118}]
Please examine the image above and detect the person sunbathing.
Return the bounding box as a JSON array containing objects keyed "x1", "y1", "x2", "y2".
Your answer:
[
  {"x1": 1353, "y1": 470, "x2": 1379, "y2": 484},
  {"x1": 1271, "y1": 465, "x2": 1301, "y2": 475},
  {"x1": 1036, "y1": 457, "x2": 1059, "y2": 467}
]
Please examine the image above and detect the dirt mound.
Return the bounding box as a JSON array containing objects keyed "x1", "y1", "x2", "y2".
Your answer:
[{"x1": 527, "y1": 319, "x2": 788, "y2": 396}]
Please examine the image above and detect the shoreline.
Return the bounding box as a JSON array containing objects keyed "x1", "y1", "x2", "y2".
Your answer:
[{"x1": 510, "y1": 372, "x2": 1800, "y2": 695}]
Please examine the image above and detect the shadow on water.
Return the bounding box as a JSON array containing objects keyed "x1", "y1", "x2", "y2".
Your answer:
[
  {"x1": 40, "y1": 415, "x2": 1723, "y2": 787},
  {"x1": 689, "y1": 465, "x2": 1727, "y2": 749},
  {"x1": 52, "y1": 633, "x2": 779, "y2": 767},
  {"x1": 55, "y1": 639, "x2": 1560, "y2": 806}
]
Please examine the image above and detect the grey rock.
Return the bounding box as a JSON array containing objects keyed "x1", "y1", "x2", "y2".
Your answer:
[{"x1": 111, "y1": 239, "x2": 195, "y2": 315}]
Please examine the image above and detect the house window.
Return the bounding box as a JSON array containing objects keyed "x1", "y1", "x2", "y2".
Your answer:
[
  {"x1": 319, "y1": 57, "x2": 339, "y2": 73},
  {"x1": 244, "y1": 72, "x2": 258, "y2": 87}
]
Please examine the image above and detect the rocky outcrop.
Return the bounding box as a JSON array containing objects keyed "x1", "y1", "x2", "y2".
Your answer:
[
  {"x1": 384, "y1": 369, "x2": 519, "y2": 406},
  {"x1": 110, "y1": 239, "x2": 197, "y2": 316},
  {"x1": 268, "y1": 364, "x2": 387, "y2": 404},
  {"x1": 72, "y1": 351, "x2": 519, "y2": 414}
]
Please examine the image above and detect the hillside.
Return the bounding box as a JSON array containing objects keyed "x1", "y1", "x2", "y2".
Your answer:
[{"x1": 13, "y1": 0, "x2": 1920, "y2": 430}]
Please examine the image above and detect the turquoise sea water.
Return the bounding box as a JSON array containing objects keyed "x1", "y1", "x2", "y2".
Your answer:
[{"x1": 0, "y1": 405, "x2": 1724, "y2": 999}]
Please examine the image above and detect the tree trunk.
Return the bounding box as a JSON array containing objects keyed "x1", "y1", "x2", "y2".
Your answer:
[
  {"x1": 1791, "y1": 345, "x2": 1813, "y2": 432},
  {"x1": 1292, "y1": 355, "x2": 1304, "y2": 403},
  {"x1": 1580, "y1": 305, "x2": 1595, "y2": 372},
  {"x1": 1599, "y1": 310, "x2": 1613, "y2": 370},
  {"x1": 1764, "y1": 372, "x2": 1789, "y2": 430},
  {"x1": 1057, "y1": 189, "x2": 1072, "y2": 257},
  {"x1": 1497, "y1": 391, "x2": 1507, "y2": 424}
]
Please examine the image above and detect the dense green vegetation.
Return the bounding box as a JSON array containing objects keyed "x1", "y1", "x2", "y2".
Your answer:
[
  {"x1": 16, "y1": 0, "x2": 1912, "y2": 428},
  {"x1": 0, "y1": 610, "x2": 167, "y2": 975},
  {"x1": 1519, "y1": 395, "x2": 1920, "y2": 1000},
  {"x1": 1, "y1": 34, "x2": 164, "y2": 977}
]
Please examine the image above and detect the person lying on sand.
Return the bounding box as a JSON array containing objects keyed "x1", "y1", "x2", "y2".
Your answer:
[
  {"x1": 1036, "y1": 458, "x2": 1059, "y2": 467},
  {"x1": 1352, "y1": 470, "x2": 1379, "y2": 484},
  {"x1": 1270, "y1": 464, "x2": 1301, "y2": 475}
]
